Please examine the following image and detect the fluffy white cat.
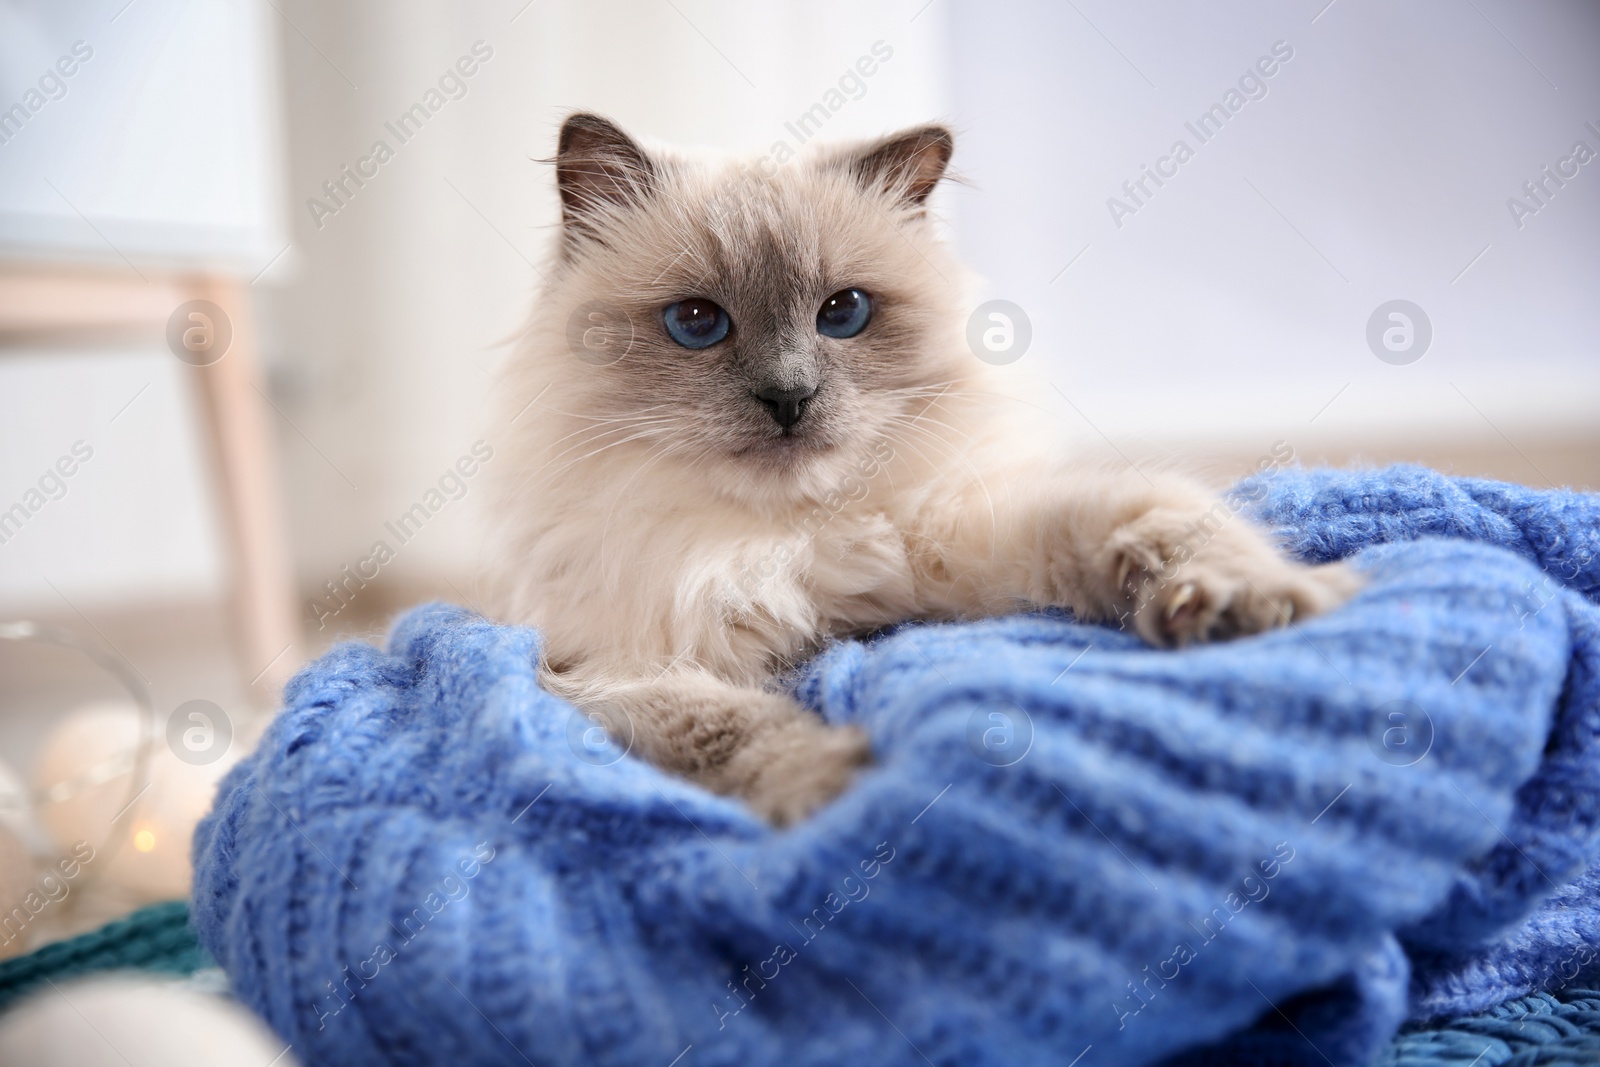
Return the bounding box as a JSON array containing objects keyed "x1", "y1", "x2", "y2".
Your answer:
[{"x1": 494, "y1": 113, "x2": 1356, "y2": 824}]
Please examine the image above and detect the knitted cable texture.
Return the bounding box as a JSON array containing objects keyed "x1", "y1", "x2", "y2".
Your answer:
[
  {"x1": 0, "y1": 900, "x2": 207, "y2": 1013},
  {"x1": 192, "y1": 466, "x2": 1600, "y2": 1067},
  {"x1": 2, "y1": 902, "x2": 1590, "y2": 1063},
  {"x1": 1378, "y1": 988, "x2": 1600, "y2": 1066}
]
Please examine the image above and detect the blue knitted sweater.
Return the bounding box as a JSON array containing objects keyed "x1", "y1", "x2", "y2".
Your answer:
[{"x1": 192, "y1": 466, "x2": 1600, "y2": 1067}]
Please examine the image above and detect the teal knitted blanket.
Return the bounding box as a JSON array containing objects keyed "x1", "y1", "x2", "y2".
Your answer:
[{"x1": 0, "y1": 901, "x2": 209, "y2": 1013}]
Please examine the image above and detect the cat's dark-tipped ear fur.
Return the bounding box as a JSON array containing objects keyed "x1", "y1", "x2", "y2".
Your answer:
[
  {"x1": 555, "y1": 113, "x2": 656, "y2": 245},
  {"x1": 840, "y1": 125, "x2": 953, "y2": 209}
]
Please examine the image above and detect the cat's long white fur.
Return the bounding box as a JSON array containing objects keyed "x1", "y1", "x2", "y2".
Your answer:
[{"x1": 491, "y1": 116, "x2": 1356, "y2": 824}]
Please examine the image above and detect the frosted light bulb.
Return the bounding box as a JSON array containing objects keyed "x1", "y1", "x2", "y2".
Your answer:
[{"x1": 31, "y1": 701, "x2": 238, "y2": 902}]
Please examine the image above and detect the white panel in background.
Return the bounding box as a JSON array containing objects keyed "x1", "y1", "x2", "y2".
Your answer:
[
  {"x1": 945, "y1": 0, "x2": 1600, "y2": 450},
  {"x1": 0, "y1": 0, "x2": 288, "y2": 272},
  {"x1": 0, "y1": 348, "x2": 225, "y2": 612}
]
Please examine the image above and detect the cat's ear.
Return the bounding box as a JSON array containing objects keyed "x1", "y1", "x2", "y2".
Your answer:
[
  {"x1": 555, "y1": 113, "x2": 657, "y2": 240},
  {"x1": 837, "y1": 125, "x2": 953, "y2": 209}
]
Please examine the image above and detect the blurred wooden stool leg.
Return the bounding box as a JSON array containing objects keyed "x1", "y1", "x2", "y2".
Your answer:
[{"x1": 188, "y1": 275, "x2": 302, "y2": 703}]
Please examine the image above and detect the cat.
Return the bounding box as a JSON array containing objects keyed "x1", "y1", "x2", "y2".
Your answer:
[{"x1": 493, "y1": 112, "x2": 1357, "y2": 825}]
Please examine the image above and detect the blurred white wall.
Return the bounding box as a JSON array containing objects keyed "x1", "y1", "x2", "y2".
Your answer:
[{"x1": 946, "y1": 0, "x2": 1600, "y2": 458}]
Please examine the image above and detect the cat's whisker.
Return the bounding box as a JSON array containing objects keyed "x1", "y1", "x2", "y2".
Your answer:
[
  {"x1": 590, "y1": 436, "x2": 711, "y2": 596},
  {"x1": 510, "y1": 426, "x2": 666, "y2": 493},
  {"x1": 885, "y1": 409, "x2": 974, "y2": 444},
  {"x1": 544, "y1": 427, "x2": 685, "y2": 480},
  {"x1": 870, "y1": 420, "x2": 942, "y2": 474},
  {"x1": 534, "y1": 417, "x2": 678, "y2": 462},
  {"x1": 539, "y1": 413, "x2": 680, "y2": 451},
  {"x1": 879, "y1": 416, "x2": 1001, "y2": 536},
  {"x1": 536, "y1": 402, "x2": 677, "y2": 423},
  {"x1": 880, "y1": 413, "x2": 971, "y2": 457},
  {"x1": 595, "y1": 435, "x2": 691, "y2": 561},
  {"x1": 525, "y1": 428, "x2": 673, "y2": 489}
]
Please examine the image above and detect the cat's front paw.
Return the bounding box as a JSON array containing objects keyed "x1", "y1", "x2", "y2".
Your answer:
[
  {"x1": 734, "y1": 721, "x2": 873, "y2": 827},
  {"x1": 1136, "y1": 558, "x2": 1359, "y2": 646},
  {"x1": 1103, "y1": 513, "x2": 1361, "y2": 647}
]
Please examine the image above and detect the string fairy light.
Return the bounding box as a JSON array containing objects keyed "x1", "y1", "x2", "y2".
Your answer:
[{"x1": 0, "y1": 620, "x2": 158, "y2": 881}]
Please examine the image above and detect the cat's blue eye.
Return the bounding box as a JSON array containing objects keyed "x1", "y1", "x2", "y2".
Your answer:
[
  {"x1": 817, "y1": 288, "x2": 872, "y2": 339},
  {"x1": 662, "y1": 298, "x2": 730, "y2": 349}
]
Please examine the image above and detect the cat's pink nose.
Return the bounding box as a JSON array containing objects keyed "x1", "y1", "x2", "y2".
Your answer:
[{"x1": 754, "y1": 385, "x2": 815, "y2": 429}]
